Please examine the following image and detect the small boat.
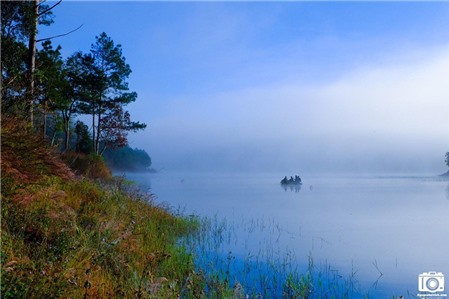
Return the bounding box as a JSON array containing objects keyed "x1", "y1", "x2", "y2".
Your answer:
[{"x1": 280, "y1": 175, "x2": 302, "y2": 185}]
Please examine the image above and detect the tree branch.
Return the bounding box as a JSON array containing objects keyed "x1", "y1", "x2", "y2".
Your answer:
[
  {"x1": 36, "y1": 24, "x2": 83, "y2": 42},
  {"x1": 38, "y1": 0, "x2": 62, "y2": 17}
]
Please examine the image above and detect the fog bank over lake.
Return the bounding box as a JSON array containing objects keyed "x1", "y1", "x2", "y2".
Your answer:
[
  {"x1": 40, "y1": 2, "x2": 449, "y2": 174},
  {"x1": 141, "y1": 45, "x2": 449, "y2": 174}
]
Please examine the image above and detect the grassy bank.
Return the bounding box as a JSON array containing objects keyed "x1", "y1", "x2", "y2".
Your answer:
[{"x1": 0, "y1": 119, "x2": 205, "y2": 298}]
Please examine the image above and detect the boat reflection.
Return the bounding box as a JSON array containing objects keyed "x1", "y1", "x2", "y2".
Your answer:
[{"x1": 281, "y1": 183, "x2": 302, "y2": 192}]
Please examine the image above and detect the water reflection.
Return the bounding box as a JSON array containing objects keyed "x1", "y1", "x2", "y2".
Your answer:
[{"x1": 281, "y1": 183, "x2": 302, "y2": 192}]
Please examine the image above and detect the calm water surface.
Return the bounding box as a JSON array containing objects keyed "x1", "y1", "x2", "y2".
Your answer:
[{"x1": 125, "y1": 172, "x2": 449, "y2": 297}]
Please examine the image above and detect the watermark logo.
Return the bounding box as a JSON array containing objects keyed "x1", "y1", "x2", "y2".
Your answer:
[{"x1": 418, "y1": 271, "x2": 447, "y2": 298}]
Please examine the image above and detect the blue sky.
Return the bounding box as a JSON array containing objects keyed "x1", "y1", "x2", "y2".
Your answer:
[{"x1": 39, "y1": 2, "x2": 449, "y2": 173}]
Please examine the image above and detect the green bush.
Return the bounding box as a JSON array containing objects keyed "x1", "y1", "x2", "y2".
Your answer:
[{"x1": 62, "y1": 152, "x2": 112, "y2": 179}]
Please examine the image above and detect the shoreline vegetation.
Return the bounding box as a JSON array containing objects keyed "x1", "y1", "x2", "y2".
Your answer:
[
  {"x1": 103, "y1": 146, "x2": 156, "y2": 173},
  {"x1": 1, "y1": 118, "x2": 204, "y2": 298}
]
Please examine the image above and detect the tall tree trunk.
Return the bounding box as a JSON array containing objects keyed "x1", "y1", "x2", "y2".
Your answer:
[
  {"x1": 27, "y1": 0, "x2": 39, "y2": 127},
  {"x1": 99, "y1": 144, "x2": 107, "y2": 156},
  {"x1": 42, "y1": 102, "x2": 47, "y2": 139},
  {"x1": 92, "y1": 100, "x2": 96, "y2": 153},
  {"x1": 64, "y1": 121, "x2": 70, "y2": 151},
  {"x1": 51, "y1": 131, "x2": 57, "y2": 146},
  {"x1": 95, "y1": 108, "x2": 101, "y2": 155}
]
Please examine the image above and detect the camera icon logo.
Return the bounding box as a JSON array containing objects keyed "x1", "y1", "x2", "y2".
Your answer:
[{"x1": 419, "y1": 271, "x2": 445, "y2": 293}]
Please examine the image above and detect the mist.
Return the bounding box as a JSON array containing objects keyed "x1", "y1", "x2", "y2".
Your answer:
[
  {"x1": 135, "y1": 44, "x2": 449, "y2": 175},
  {"x1": 37, "y1": 1, "x2": 449, "y2": 175}
]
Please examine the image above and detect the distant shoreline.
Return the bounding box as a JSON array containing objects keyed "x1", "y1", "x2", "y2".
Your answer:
[{"x1": 110, "y1": 167, "x2": 158, "y2": 174}]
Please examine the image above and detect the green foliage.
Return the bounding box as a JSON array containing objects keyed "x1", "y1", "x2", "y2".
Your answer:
[
  {"x1": 103, "y1": 145, "x2": 152, "y2": 171},
  {"x1": 1, "y1": 0, "x2": 55, "y2": 118},
  {"x1": 1, "y1": 175, "x2": 198, "y2": 298},
  {"x1": 74, "y1": 120, "x2": 93, "y2": 154},
  {"x1": 1, "y1": 4, "x2": 146, "y2": 155},
  {"x1": 35, "y1": 40, "x2": 66, "y2": 104},
  {"x1": 61, "y1": 152, "x2": 111, "y2": 180},
  {"x1": 1, "y1": 30, "x2": 28, "y2": 115},
  {"x1": 74, "y1": 32, "x2": 146, "y2": 154}
]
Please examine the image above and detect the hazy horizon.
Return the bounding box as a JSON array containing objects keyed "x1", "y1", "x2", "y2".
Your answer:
[{"x1": 39, "y1": 2, "x2": 449, "y2": 174}]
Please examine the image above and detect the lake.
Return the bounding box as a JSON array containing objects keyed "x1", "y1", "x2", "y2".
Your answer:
[{"x1": 124, "y1": 172, "x2": 449, "y2": 297}]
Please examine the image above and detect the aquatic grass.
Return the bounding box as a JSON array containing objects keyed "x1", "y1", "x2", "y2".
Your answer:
[{"x1": 178, "y1": 214, "x2": 375, "y2": 298}]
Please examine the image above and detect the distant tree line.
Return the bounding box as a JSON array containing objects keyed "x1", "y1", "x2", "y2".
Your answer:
[
  {"x1": 1, "y1": 1, "x2": 146, "y2": 156},
  {"x1": 103, "y1": 145, "x2": 152, "y2": 172}
]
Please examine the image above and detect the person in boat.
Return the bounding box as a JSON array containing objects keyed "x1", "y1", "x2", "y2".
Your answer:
[
  {"x1": 281, "y1": 175, "x2": 302, "y2": 185},
  {"x1": 281, "y1": 176, "x2": 288, "y2": 184}
]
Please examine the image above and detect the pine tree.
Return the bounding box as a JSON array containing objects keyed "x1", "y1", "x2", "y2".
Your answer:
[{"x1": 84, "y1": 32, "x2": 145, "y2": 154}]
